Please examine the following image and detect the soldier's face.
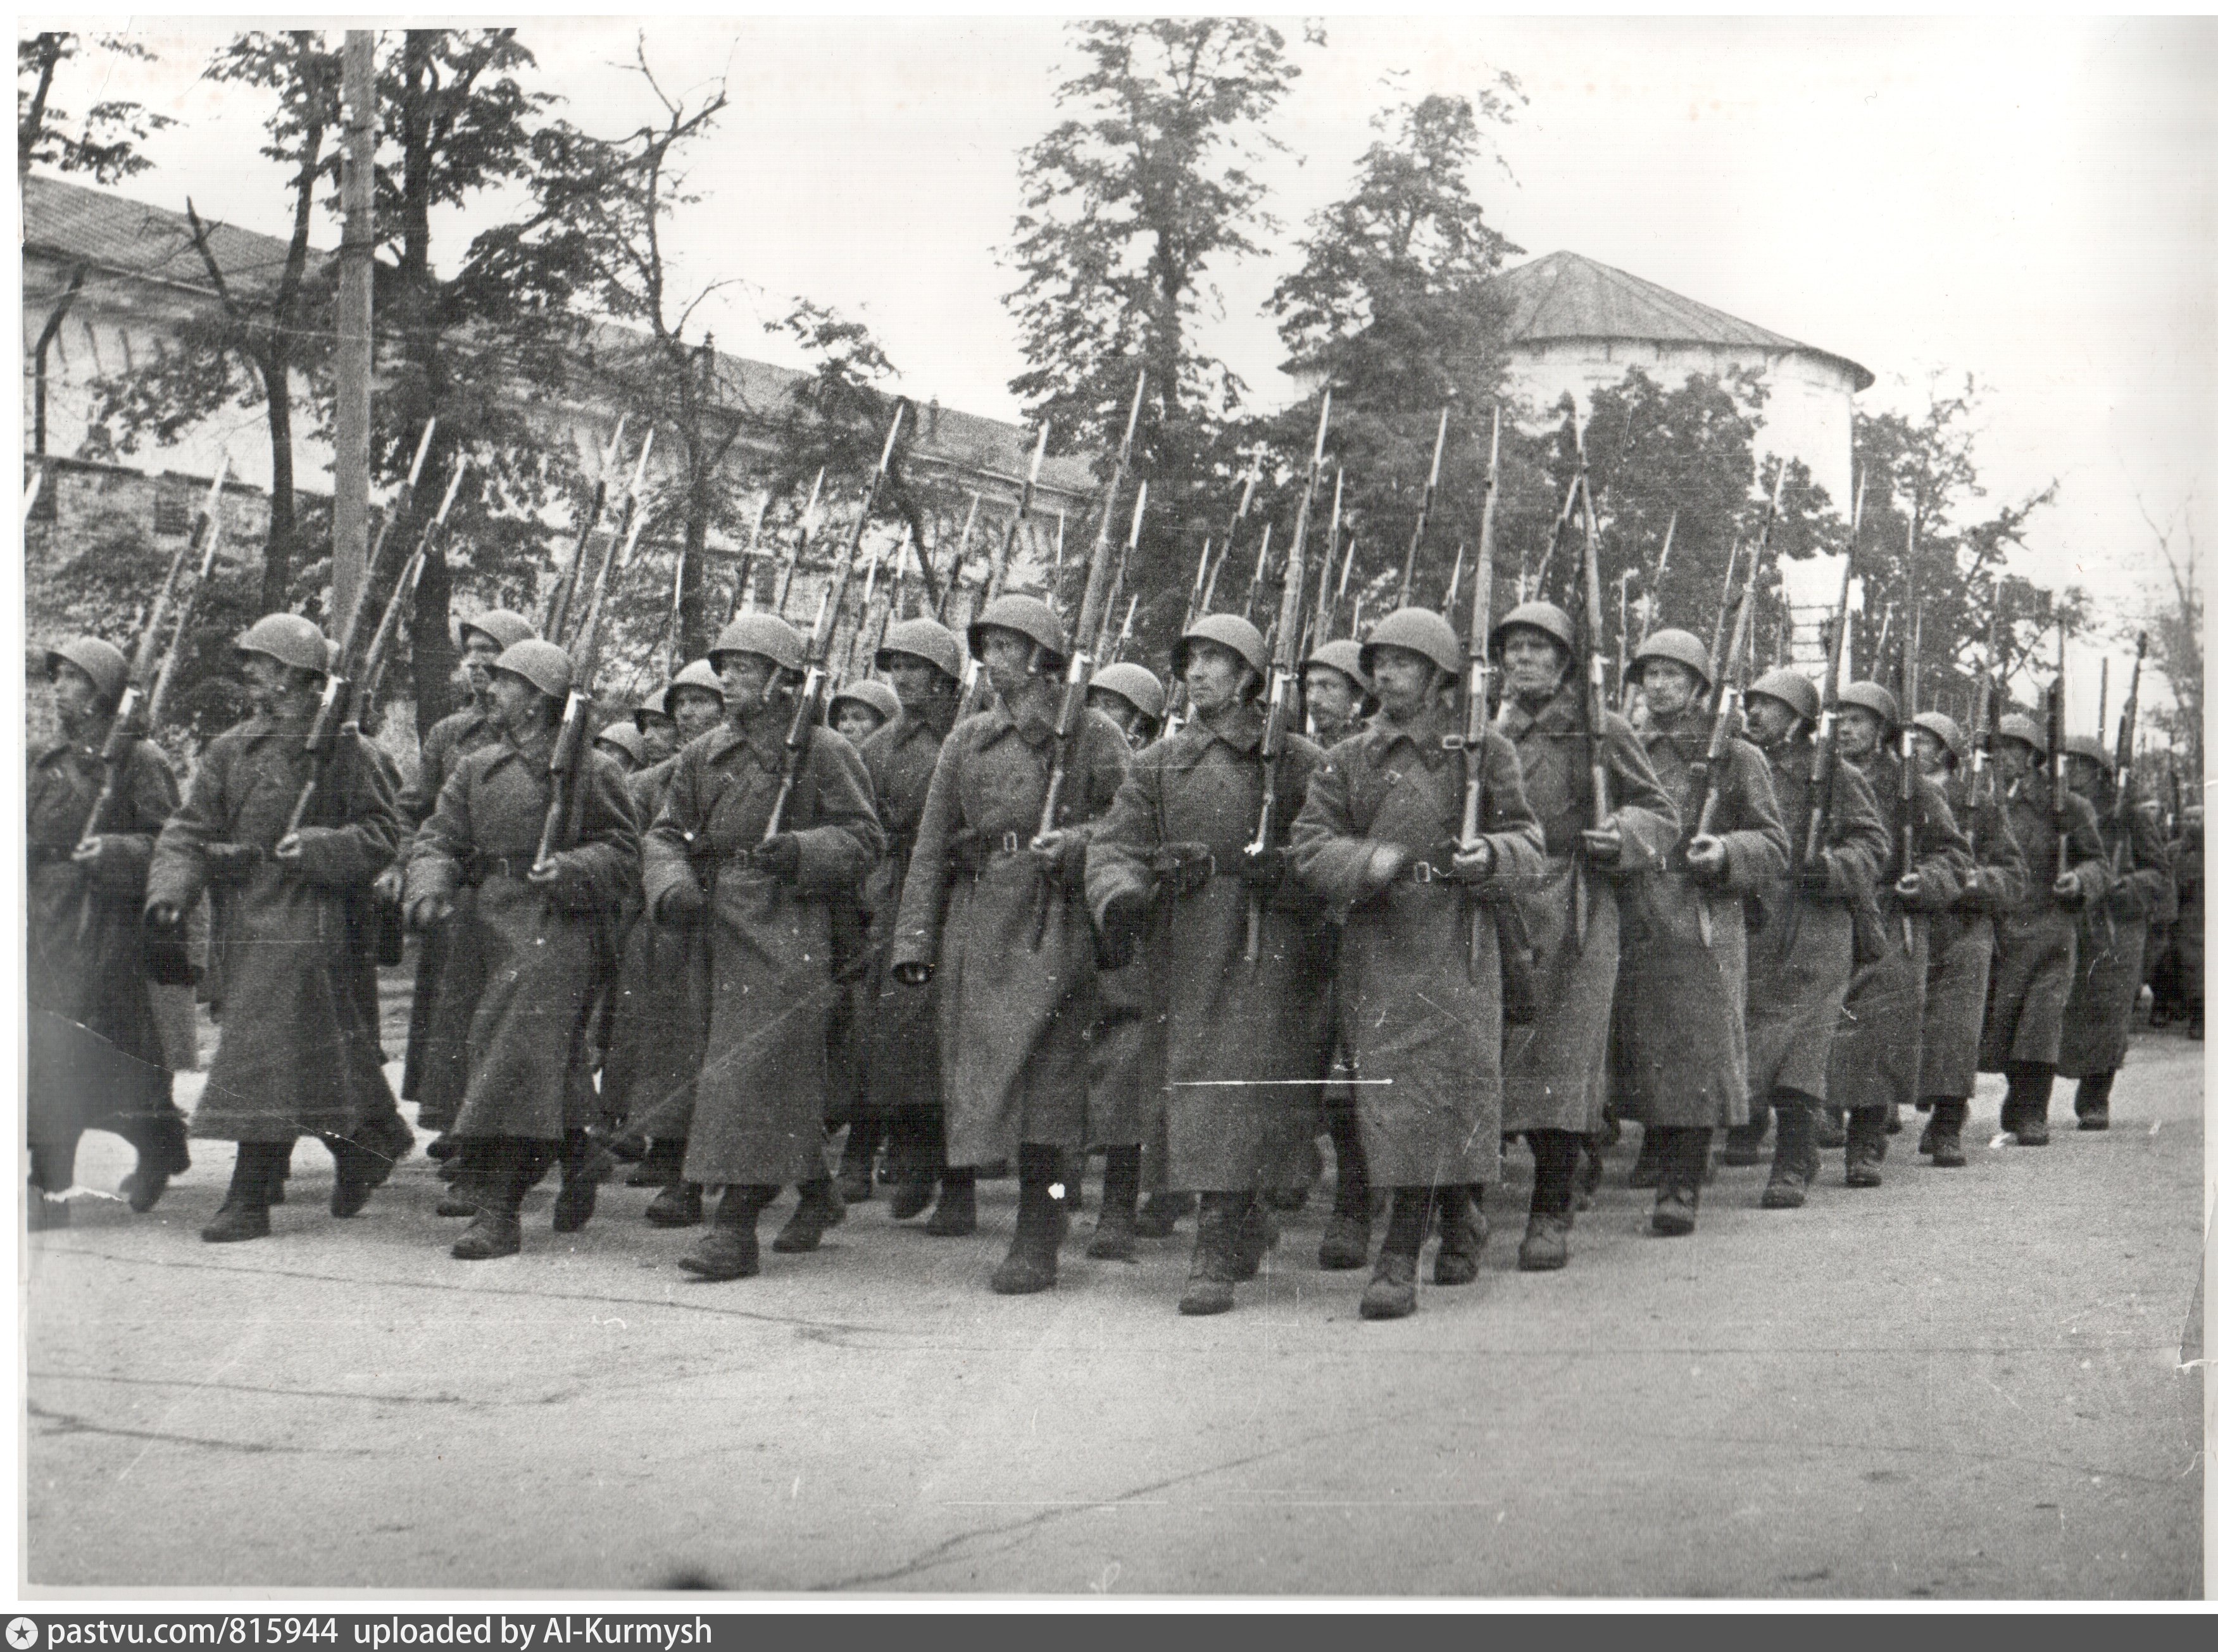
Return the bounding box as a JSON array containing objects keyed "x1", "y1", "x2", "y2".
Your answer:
[
  {"x1": 1743, "y1": 694, "x2": 1800, "y2": 748},
  {"x1": 49, "y1": 661, "x2": 102, "y2": 729},
  {"x1": 1369, "y1": 647, "x2": 1441, "y2": 722},
  {"x1": 1182, "y1": 639, "x2": 1248, "y2": 718},
  {"x1": 486, "y1": 672, "x2": 542, "y2": 734},
  {"x1": 2066, "y1": 755, "x2": 2103, "y2": 794},
  {"x1": 1837, "y1": 708, "x2": 1885, "y2": 760},
  {"x1": 1995, "y1": 739, "x2": 2036, "y2": 782},
  {"x1": 980, "y1": 629, "x2": 1036, "y2": 697},
  {"x1": 460, "y1": 630, "x2": 503, "y2": 696},
  {"x1": 1303, "y1": 666, "x2": 1357, "y2": 731},
  {"x1": 833, "y1": 702, "x2": 886, "y2": 743},
  {"x1": 1638, "y1": 661, "x2": 1701, "y2": 721},
  {"x1": 886, "y1": 656, "x2": 947, "y2": 711},
  {"x1": 637, "y1": 712, "x2": 678, "y2": 763},
  {"x1": 718, "y1": 653, "x2": 778, "y2": 718},
  {"x1": 1500, "y1": 630, "x2": 1569, "y2": 700},
  {"x1": 1912, "y1": 730, "x2": 1950, "y2": 775},
  {"x1": 669, "y1": 687, "x2": 724, "y2": 744},
  {"x1": 239, "y1": 653, "x2": 293, "y2": 713},
  {"x1": 1086, "y1": 690, "x2": 1140, "y2": 738}
]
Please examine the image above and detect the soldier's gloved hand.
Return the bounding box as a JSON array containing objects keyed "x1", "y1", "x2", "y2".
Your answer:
[
  {"x1": 1157, "y1": 841, "x2": 1215, "y2": 898},
  {"x1": 1685, "y1": 834, "x2": 1728, "y2": 883},
  {"x1": 1239, "y1": 844, "x2": 1288, "y2": 887},
  {"x1": 529, "y1": 854, "x2": 599, "y2": 913},
  {"x1": 404, "y1": 891, "x2": 454, "y2": 931},
  {"x1": 1448, "y1": 839, "x2": 1494, "y2": 884},
  {"x1": 1798, "y1": 851, "x2": 1843, "y2": 896},
  {"x1": 1357, "y1": 842, "x2": 1409, "y2": 898},
  {"x1": 1579, "y1": 818, "x2": 1624, "y2": 866},
  {"x1": 753, "y1": 834, "x2": 803, "y2": 883},
  {"x1": 655, "y1": 879, "x2": 708, "y2": 925},
  {"x1": 1893, "y1": 869, "x2": 1924, "y2": 903},
  {"x1": 893, "y1": 961, "x2": 934, "y2": 987},
  {"x1": 204, "y1": 841, "x2": 263, "y2": 885},
  {"x1": 1094, "y1": 887, "x2": 1152, "y2": 972},
  {"x1": 144, "y1": 899, "x2": 184, "y2": 932},
  {"x1": 1027, "y1": 829, "x2": 1084, "y2": 884},
  {"x1": 2053, "y1": 870, "x2": 2084, "y2": 904},
  {"x1": 372, "y1": 865, "x2": 406, "y2": 904},
  {"x1": 70, "y1": 834, "x2": 135, "y2": 893}
]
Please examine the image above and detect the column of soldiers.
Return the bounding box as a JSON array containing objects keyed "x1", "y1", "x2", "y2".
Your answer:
[{"x1": 27, "y1": 538, "x2": 2190, "y2": 1325}]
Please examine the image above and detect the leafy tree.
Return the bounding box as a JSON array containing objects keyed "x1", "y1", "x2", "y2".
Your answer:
[
  {"x1": 2133, "y1": 492, "x2": 2201, "y2": 785},
  {"x1": 18, "y1": 31, "x2": 173, "y2": 181}
]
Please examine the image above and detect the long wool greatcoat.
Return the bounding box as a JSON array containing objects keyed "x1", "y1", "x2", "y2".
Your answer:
[
  {"x1": 2058, "y1": 781, "x2": 2174, "y2": 1077},
  {"x1": 1979, "y1": 777, "x2": 2110, "y2": 1070},
  {"x1": 1493, "y1": 686, "x2": 1679, "y2": 1136},
  {"x1": 2168, "y1": 830, "x2": 2203, "y2": 1001},
  {"x1": 398, "y1": 704, "x2": 501, "y2": 1101},
  {"x1": 1745, "y1": 736, "x2": 1888, "y2": 1103},
  {"x1": 1289, "y1": 701, "x2": 1546, "y2": 1187},
  {"x1": 643, "y1": 713, "x2": 884, "y2": 1187},
  {"x1": 1915, "y1": 772, "x2": 2027, "y2": 1100},
  {"x1": 1823, "y1": 750, "x2": 1972, "y2": 1114},
  {"x1": 147, "y1": 713, "x2": 401, "y2": 1144},
  {"x1": 600, "y1": 754, "x2": 710, "y2": 1142},
  {"x1": 405, "y1": 732, "x2": 639, "y2": 1142},
  {"x1": 855, "y1": 703, "x2": 958, "y2": 1122},
  {"x1": 27, "y1": 732, "x2": 180, "y2": 1155},
  {"x1": 891, "y1": 699, "x2": 1128, "y2": 1166},
  {"x1": 1086, "y1": 704, "x2": 1332, "y2": 1191},
  {"x1": 1613, "y1": 713, "x2": 1790, "y2": 1129}
]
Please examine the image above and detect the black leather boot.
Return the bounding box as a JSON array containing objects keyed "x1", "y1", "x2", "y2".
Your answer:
[
  {"x1": 680, "y1": 1185, "x2": 775, "y2": 1280},
  {"x1": 203, "y1": 1142, "x2": 283, "y2": 1242},
  {"x1": 1179, "y1": 1193, "x2": 1244, "y2": 1316},
  {"x1": 1520, "y1": 1131, "x2": 1579, "y2": 1270},
  {"x1": 452, "y1": 1139, "x2": 532, "y2": 1260},
  {"x1": 1432, "y1": 1185, "x2": 1484, "y2": 1286},
  {"x1": 1763, "y1": 1095, "x2": 1816, "y2": 1208},
  {"x1": 1087, "y1": 1145, "x2": 1141, "y2": 1261},
  {"x1": 1360, "y1": 1188, "x2": 1430, "y2": 1320},
  {"x1": 991, "y1": 1145, "x2": 1067, "y2": 1294},
  {"x1": 1845, "y1": 1108, "x2": 1888, "y2": 1186},
  {"x1": 2074, "y1": 1070, "x2": 2115, "y2": 1131},
  {"x1": 1650, "y1": 1128, "x2": 1705, "y2": 1235},
  {"x1": 925, "y1": 1166, "x2": 977, "y2": 1236},
  {"x1": 774, "y1": 1175, "x2": 846, "y2": 1252},
  {"x1": 1928, "y1": 1099, "x2": 1969, "y2": 1167}
]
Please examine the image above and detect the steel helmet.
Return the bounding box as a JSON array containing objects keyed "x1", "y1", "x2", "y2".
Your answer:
[
  {"x1": 1302, "y1": 639, "x2": 1374, "y2": 697},
  {"x1": 669, "y1": 658, "x2": 726, "y2": 704},
  {"x1": 595, "y1": 720, "x2": 649, "y2": 766},
  {"x1": 458, "y1": 608, "x2": 537, "y2": 653},
  {"x1": 1912, "y1": 711, "x2": 1968, "y2": 768},
  {"x1": 876, "y1": 617, "x2": 964, "y2": 681},
  {"x1": 829, "y1": 678, "x2": 901, "y2": 728},
  {"x1": 1172, "y1": 613, "x2": 1269, "y2": 681},
  {"x1": 968, "y1": 594, "x2": 1069, "y2": 666},
  {"x1": 1836, "y1": 680, "x2": 1900, "y2": 727},
  {"x1": 235, "y1": 612, "x2": 330, "y2": 675},
  {"x1": 1090, "y1": 662, "x2": 1167, "y2": 724},
  {"x1": 1631, "y1": 628, "x2": 1712, "y2": 689},
  {"x1": 1489, "y1": 601, "x2": 1577, "y2": 659},
  {"x1": 2063, "y1": 734, "x2": 2112, "y2": 771},
  {"x1": 46, "y1": 635, "x2": 129, "y2": 706},
  {"x1": 1746, "y1": 667, "x2": 1820, "y2": 725},
  {"x1": 636, "y1": 682, "x2": 677, "y2": 725},
  {"x1": 492, "y1": 639, "x2": 573, "y2": 701},
  {"x1": 1995, "y1": 713, "x2": 2046, "y2": 756},
  {"x1": 1359, "y1": 608, "x2": 1462, "y2": 680},
  {"x1": 710, "y1": 613, "x2": 805, "y2": 676}
]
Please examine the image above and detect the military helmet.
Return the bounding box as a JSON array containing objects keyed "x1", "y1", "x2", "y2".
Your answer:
[
  {"x1": 876, "y1": 616, "x2": 964, "y2": 681},
  {"x1": 1631, "y1": 628, "x2": 1713, "y2": 689},
  {"x1": 2063, "y1": 734, "x2": 2113, "y2": 771},
  {"x1": 457, "y1": 608, "x2": 537, "y2": 654},
  {"x1": 1089, "y1": 662, "x2": 1167, "y2": 724},
  {"x1": 1359, "y1": 608, "x2": 1462, "y2": 680},
  {"x1": 1912, "y1": 711, "x2": 1969, "y2": 768},
  {"x1": 1172, "y1": 613, "x2": 1269, "y2": 681},
  {"x1": 829, "y1": 678, "x2": 901, "y2": 728},
  {"x1": 1302, "y1": 638, "x2": 1372, "y2": 697},
  {"x1": 1746, "y1": 666, "x2": 1820, "y2": 725},
  {"x1": 968, "y1": 594, "x2": 1068, "y2": 666},
  {"x1": 595, "y1": 720, "x2": 649, "y2": 766},
  {"x1": 46, "y1": 635, "x2": 129, "y2": 706},
  {"x1": 492, "y1": 639, "x2": 573, "y2": 701},
  {"x1": 1490, "y1": 600, "x2": 1577, "y2": 658},
  {"x1": 235, "y1": 612, "x2": 329, "y2": 675},
  {"x1": 1995, "y1": 713, "x2": 2047, "y2": 756},
  {"x1": 669, "y1": 658, "x2": 726, "y2": 704},
  {"x1": 1836, "y1": 680, "x2": 1900, "y2": 726},
  {"x1": 636, "y1": 682, "x2": 677, "y2": 725},
  {"x1": 710, "y1": 613, "x2": 805, "y2": 675}
]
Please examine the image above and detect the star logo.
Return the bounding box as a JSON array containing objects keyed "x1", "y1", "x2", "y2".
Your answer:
[{"x1": 7, "y1": 1618, "x2": 39, "y2": 1649}]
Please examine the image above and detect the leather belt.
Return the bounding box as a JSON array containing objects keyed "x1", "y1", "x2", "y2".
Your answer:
[{"x1": 464, "y1": 856, "x2": 536, "y2": 885}]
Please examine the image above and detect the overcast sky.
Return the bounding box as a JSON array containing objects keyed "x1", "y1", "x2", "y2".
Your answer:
[{"x1": 31, "y1": 12, "x2": 2218, "y2": 689}]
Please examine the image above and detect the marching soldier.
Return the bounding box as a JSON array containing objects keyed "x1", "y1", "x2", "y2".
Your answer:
[
  {"x1": 402, "y1": 640, "x2": 639, "y2": 1258},
  {"x1": 641, "y1": 614, "x2": 884, "y2": 1281},
  {"x1": 1824, "y1": 682, "x2": 1972, "y2": 1184},
  {"x1": 634, "y1": 682, "x2": 681, "y2": 766},
  {"x1": 27, "y1": 637, "x2": 190, "y2": 1226},
  {"x1": 1733, "y1": 668, "x2": 1888, "y2": 1206},
  {"x1": 1289, "y1": 608, "x2": 1546, "y2": 1320},
  {"x1": 1489, "y1": 603, "x2": 1679, "y2": 1271},
  {"x1": 2056, "y1": 737, "x2": 2173, "y2": 1129},
  {"x1": 1086, "y1": 614, "x2": 1332, "y2": 1313},
  {"x1": 1301, "y1": 641, "x2": 1372, "y2": 744},
  {"x1": 1910, "y1": 711, "x2": 2026, "y2": 1165},
  {"x1": 829, "y1": 678, "x2": 899, "y2": 747},
  {"x1": 2167, "y1": 805, "x2": 2203, "y2": 1039},
  {"x1": 1978, "y1": 715, "x2": 2111, "y2": 1142},
  {"x1": 1087, "y1": 662, "x2": 1165, "y2": 747},
  {"x1": 890, "y1": 595, "x2": 1130, "y2": 1295},
  {"x1": 145, "y1": 614, "x2": 410, "y2": 1242},
  {"x1": 1614, "y1": 630, "x2": 1790, "y2": 1232},
  {"x1": 594, "y1": 720, "x2": 651, "y2": 774},
  {"x1": 850, "y1": 618, "x2": 967, "y2": 1225}
]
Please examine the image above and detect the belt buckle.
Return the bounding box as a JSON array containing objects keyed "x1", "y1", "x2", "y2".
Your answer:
[
  {"x1": 1409, "y1": 859, "x2": 1437, "y2": 884},
  {"x1": 999, "y1": 832, "x2": 1025, "y2": 854}
]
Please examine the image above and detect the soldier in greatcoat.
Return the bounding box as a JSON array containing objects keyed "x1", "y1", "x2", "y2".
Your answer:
[
  {"x1": 1086, "y1": 615, "x2": 1332, "y2": 1313},
  {"x1": 1488, "y1": 603, "x2": 1679, "y2": 1271},
  {"x1": 824, "y1": 675, "x2": 903, "y2": 1201},
  {"x1": 1613, "y1": 630, "x2": 1790, "y2": 1234},
  {"x1": 1823, "y1": 682, "x2": 1973, "y2": 1185},
  {"x1": 403, "y1": 640, "x2": 639, "y2": 1258},
  {"x1": 595, "y1": 720, "x2": 650, "y2": 773},
  {"x1": 2056, "y1": 737, "x2": 2173, "y2": 1129},
  {"x1": 1732, "y1": 668, "x2": 1889, "y2": 1208},
  {"x1": 641, "y1": 615, "x2": 884, "y2": 1282},
  {"x1": 2167, "y1": 806, "x2": 2203, "y2": 1039},
  {"x1": 27, "y1": 637, "x2": 189, "y2": 1226},
  {"x1": 1087, "y1": 662, "x2": 1165, "y2": 748},
  {"x1": 1289, "y1": 608, "x2": 1546, "y2": 1320},
  {"x1": 606, "y1": 659, "x2": 727, "y2": 1224},
  {"x1": 145, "y1": 614, "x2": 409, "y2": 1242},
  {"x1": 1909, "y1": 711, "x2": 2027, "y2": 1165},
  {"x1": 890, "y1": 595, "x2": 1130, "y2": 1295},
  {"x1": 1977, "y1": 715, "x2": 2112, "y2": 1142}
]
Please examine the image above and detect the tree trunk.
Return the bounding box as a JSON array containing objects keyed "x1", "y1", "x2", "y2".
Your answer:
[
  {"x1": 260, "y1": 353, "x2": 298, "y2": 613},
  {"x1": 32, "y1": 265, "x2": 87, "y2": 456}
]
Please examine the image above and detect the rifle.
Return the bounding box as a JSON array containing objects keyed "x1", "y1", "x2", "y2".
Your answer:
[
  {"x1": 2110, "y1": 632, "x2": 2146, "y2": 875},
  {"x1": 1105, "y1": 593, "x2": 1139, "y2": 666},
  {"x1": 1210, "y1": 457, "x2": 1262, "y2": 615},
  {"x1": 1093, "y1": 494, "x2": 1138, "y2": 661},
  {"x1": 1396, "y1": 407, "x2": 1450, "y2": 607},
  {"x1": 938, "y1": 492, "x2": 983, "y2": 623},
  {"x1": 1442, "y1": 542, "x2": 1469, "y2": 617},
  {"x1": 1794, "y1": 471, "x2": 1866, "y2": 908},
  {"x1": 838, "y1": 528, "x2": 890, "y2": 685},
  {"x1": 1895, "y1": 587, "x2": 1922, "y2": 948},
  {"x1": 1458, "y1": 408, "x2": 1503, "y2": 969},
  {"x1": 2096, "y1": 656, "x2": 2109, "y2": 751},
  {"x1": 1641, "y1": 511, "x2": 1677, "y2": 646},
  {"x1": 1528, "y1": 445, "x2": 1586, "y2": 604},
  {"x1": 1244, "y1": 390, "x2": 1330, "y2": 964},
  {"x1": 763, "y1": 401, "x2": 910, "y2": 840},
  {"x1": 1967, "y1": 601, "x2": 2002, "y2": 859},
  {"x1": 74, "y1": 458, "x2": 231, "y2": 860},
  {"x1": 955, "y1": 423, "x2": 1049, "y2": 720},
  {"x1": 1237, "y1": 523, "x2": 1273, "y2": 625},
  {"x1": 544, "y1": 414, "x2": 627, "y2": 640},
  {"x1": 1309, "y1": 466, "x2": 1346, "y2": 653},
  {"x1": 530, "y1": 435, "x2": 656, "y2": 875},
  {"x1": 1704, "y1": 536, "x2": 1742, "y2": 684},
  {"x1": 727, "y1": 493, "x2": 771, "y2": 623},
  {"x1": 348, "y1": 432, "x2": 460, "y2": 733},
  {"x1": 1030, "y1": 372, "x2": 1145, "y2": 948},
  {"x1": 2050, "y1": 623, "x2": 2070, "y2": 888},
  {"x1": 772, "y1": 467, "x2": 826, "y2": 620},
  {"x1": 1328, "y1": 535, "x2": 1358, "y2": 641},
  {"x1": 1572, "y1": 419, "x2": 1613, "y2": 949}
]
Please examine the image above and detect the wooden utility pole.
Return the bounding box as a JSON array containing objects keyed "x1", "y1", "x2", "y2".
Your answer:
[{"x1": 332, "y1": 29, "x2": 377, "y2": 625}]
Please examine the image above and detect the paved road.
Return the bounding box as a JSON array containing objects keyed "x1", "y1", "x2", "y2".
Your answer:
[{"x1": 23, "y1": 1025, "x2": 2205, "y2": 1598}]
